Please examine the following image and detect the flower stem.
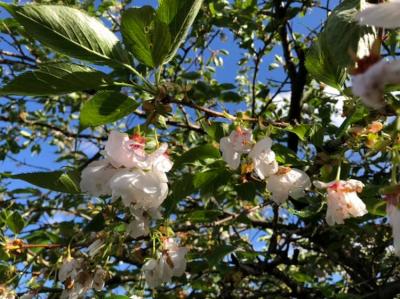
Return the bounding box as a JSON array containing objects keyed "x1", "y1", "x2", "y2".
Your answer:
[{"x1": 335, "y1": 162, "x2": 342, "y2": 181}]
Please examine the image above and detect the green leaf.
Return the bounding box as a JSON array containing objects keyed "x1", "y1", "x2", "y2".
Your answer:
[
  {"x1": 84, "y1": 213, "x2": 106, "y2": 232},
  {"x1": 271, "y1": 144, "x2": 303, "y2": 166},
  {"x1": 187, "y1": 210, "x2": 223, "y2": 223},
  {"x1": 193, "y1": 168, "x2": 230, "y2": 195},
  {"x1": 157, "y1": 0, "x2": 204, "y2": 63},
  {"x1": 236, "y1": 182, "x2": 256, "y2": 201},
  {"x1": 363, "y1": 184, "x2": 386, "y2": 216},
  {"x1": 305, "y1": 42, "x2": 346, "y2": 89},
  {"x1": 206, "y1": 244, "x2": 235, "y2": 266},
  {"x1": 7, "y1": 212, "x2": 25, "y2": 234},
  {"x1": 306, "y1": 0, "x2": 375, "y2": 88},
  {"x1": 173, "y1": 144, "x2": 221, "y2": 169},
  {"x1": 164, "y1": 173, "x2": 196, "y2": 215},
  {"x1": 121, "y1": 6, "x2": 171, "y2": 68},
  {"x1": 284, "y1": 124, "x2": 313, "y2": 141},
  {"x1": 0, "y1": 63, "x2": 110, "y2": 96},
  {"x1": 9, "y1": 170, "x2": 81, "y2": 194},
  {"x1": 79, "y1": 91, "x2": 138, "y2": 130},
  {"x1": 6, "y1": 4, "x2": 127, "y2": 64},
  {"x1": 321, "y1": 0, "x2": 375, "y2": 68}
]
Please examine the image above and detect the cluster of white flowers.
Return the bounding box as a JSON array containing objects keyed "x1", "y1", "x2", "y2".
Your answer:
[
  {"x1": 58, "y1": 258, "x2": 107, "y2": 299},
  {"x1": 314, "y1": 180, "x2": 368, "y2": 226},
  {"x1": 80, "y1": 130, "x2": 173, "y2": 238},
  {"x1": 0, "y1": 286, "x2": 15, "y2": 299},
  {"x1": 142, "y1": 238, "x2": 188, "y2": 288},
  {"x1": 220, "y1": 128, "x2": 311, "y2": 204}
]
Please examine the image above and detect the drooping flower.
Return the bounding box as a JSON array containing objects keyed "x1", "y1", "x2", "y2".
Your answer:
[
  {"x1": 266, "y1": 167, "x2": 311, "y2": 204},
  {"x1": 314, "y1": 179, "x2": 368, "y2": 226},
  {"x1": 220, "y1": 127, "x2": 253, "y2": 170},
  {"x1": 384, "y1": 191, "x2": 400, "y2": 256},
  {"x1": 163, "y1": 238, "x2": 188, "y2": 277},
  {"x1": 80, "y1": 160, "x2": 118, "y2": 196},
  {"x1": 110, "y1": 169, "x2": 169, "y2": 210},
  {"x1": 59, "y1": 258, "x2": 80, "y2": 283},
  {"x1": 248, "y1": 137, "x2": 278, "y2": 179},
  {"x1": 59, "y1": 258, "x2": 107, "y2": 299},
  {"x1": 126, "y1": 208, "x2": 162, "y2": 238},
  {"x1": 351, "y1": 58, "x2": 400, "y2": 110},
  {"x1": 357, "y1": 1, "x2": 400, "y2": 29},
  {"x1": 142, "y1": 238, "x2": 188, "y2": 288},
  {"x1": 92, "y1": 268, "x2": 107, "y2": 291}
]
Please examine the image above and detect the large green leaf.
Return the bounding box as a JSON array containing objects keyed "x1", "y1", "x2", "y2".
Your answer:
[
  {"x1": 305, "y1": 0, "x2": 375, "y2": 88},
  {"x1": 206, "y1": 244, "x2": 236, "y2": 267},
  {"x1": 9, "y1": 170, "x2": 81, "y2": 194},
  {"x1": 305, "y1": 42, "x2": 346, "y2": 90},
  {"x1": 4, "y1": 4, "x2": 127, "y2": 64},
  {"x1": 79, "y1": 91, "x2": 138, "y2": 130},
  {"x1": 121, "y1": 6, "x2": 171, "y2": 68},
  {"x1": 6, "y1": 212, "x2": 25, "y2": 234},
  {"x1": 0, "y1": 63, "x2": 110, "y2": 96},
  {"x1": 173, "y1": 144, "x2": 221, "y2": 169},
  {"x1": 157, "y1": 0, "x2": 204, "y2": 63}
]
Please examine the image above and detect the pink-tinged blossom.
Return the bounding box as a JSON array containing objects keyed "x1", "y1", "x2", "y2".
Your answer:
[
  {"x1": 266, "y1": 167, "x2": 311, "y2": 204},
  {"x1": 357, "y1": 1, "x2": 400, "y2": 29},
  {"x1": 104, "y1": 131, "x2": 147, "y2": 169},
  {"x1": 248, "y1": 137, "x2": 278, "y2": 179},
  {"x1": 104, "y1": 131, "x2": 174, "y2": 172},
  {"x1": 314, "y1": 179, "x2": 367, "y2": 226},
  {"x1": 220, "y1": 127, "x2": 253, "y2": 170},
  {"x1": 351, "y1": 59, "x2": 400, "y2": 110}
]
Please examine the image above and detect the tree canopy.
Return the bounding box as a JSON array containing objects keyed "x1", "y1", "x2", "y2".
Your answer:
[{"x1": 0, "y1": 0, "x2": 399, "y2": 298}]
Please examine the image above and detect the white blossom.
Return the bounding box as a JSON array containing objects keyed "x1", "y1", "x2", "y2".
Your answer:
[
  {"x1": 163, "y1": 238, "x2": 188, "y2": 277},
  {"x1": 142, "y1": 239, "x2": 188, "y2": 288},
  {"x1": 110, "y1": 169, "x2": 169, "y2": 210},
  {"x1": 59, "y1": 258, "x2": 80, "y2": 283},
  {"x1": 314, "y1": 179, "x2": 368, "y2": 226},
  {"x1": 248, "y1": 137, "x2": 278, "y2": 179},
  {"x1": 351, "y1": 59, "x2": 400, "y2": 110},
  {"x1": 142, "y1": 258, "x2": 164, "y2": 288},
  {"x1": 266, "y1": 167, "x2": 311, "y2": 204},
  {"x1": 127, "y1": 207, "x2": 162, "y2": 239},
  {"x1": 80, "y1": 160, "x2": 118, "y2": 196},
  {"x1": 220, "y1": 127, "x2": 253, "y2": 169},
  {"x1": 387, "y1": 203, "x2": 400, "y2": 256},
  {"x1": 357, "y1": 1, "x2": 400, "y2": 28}
]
